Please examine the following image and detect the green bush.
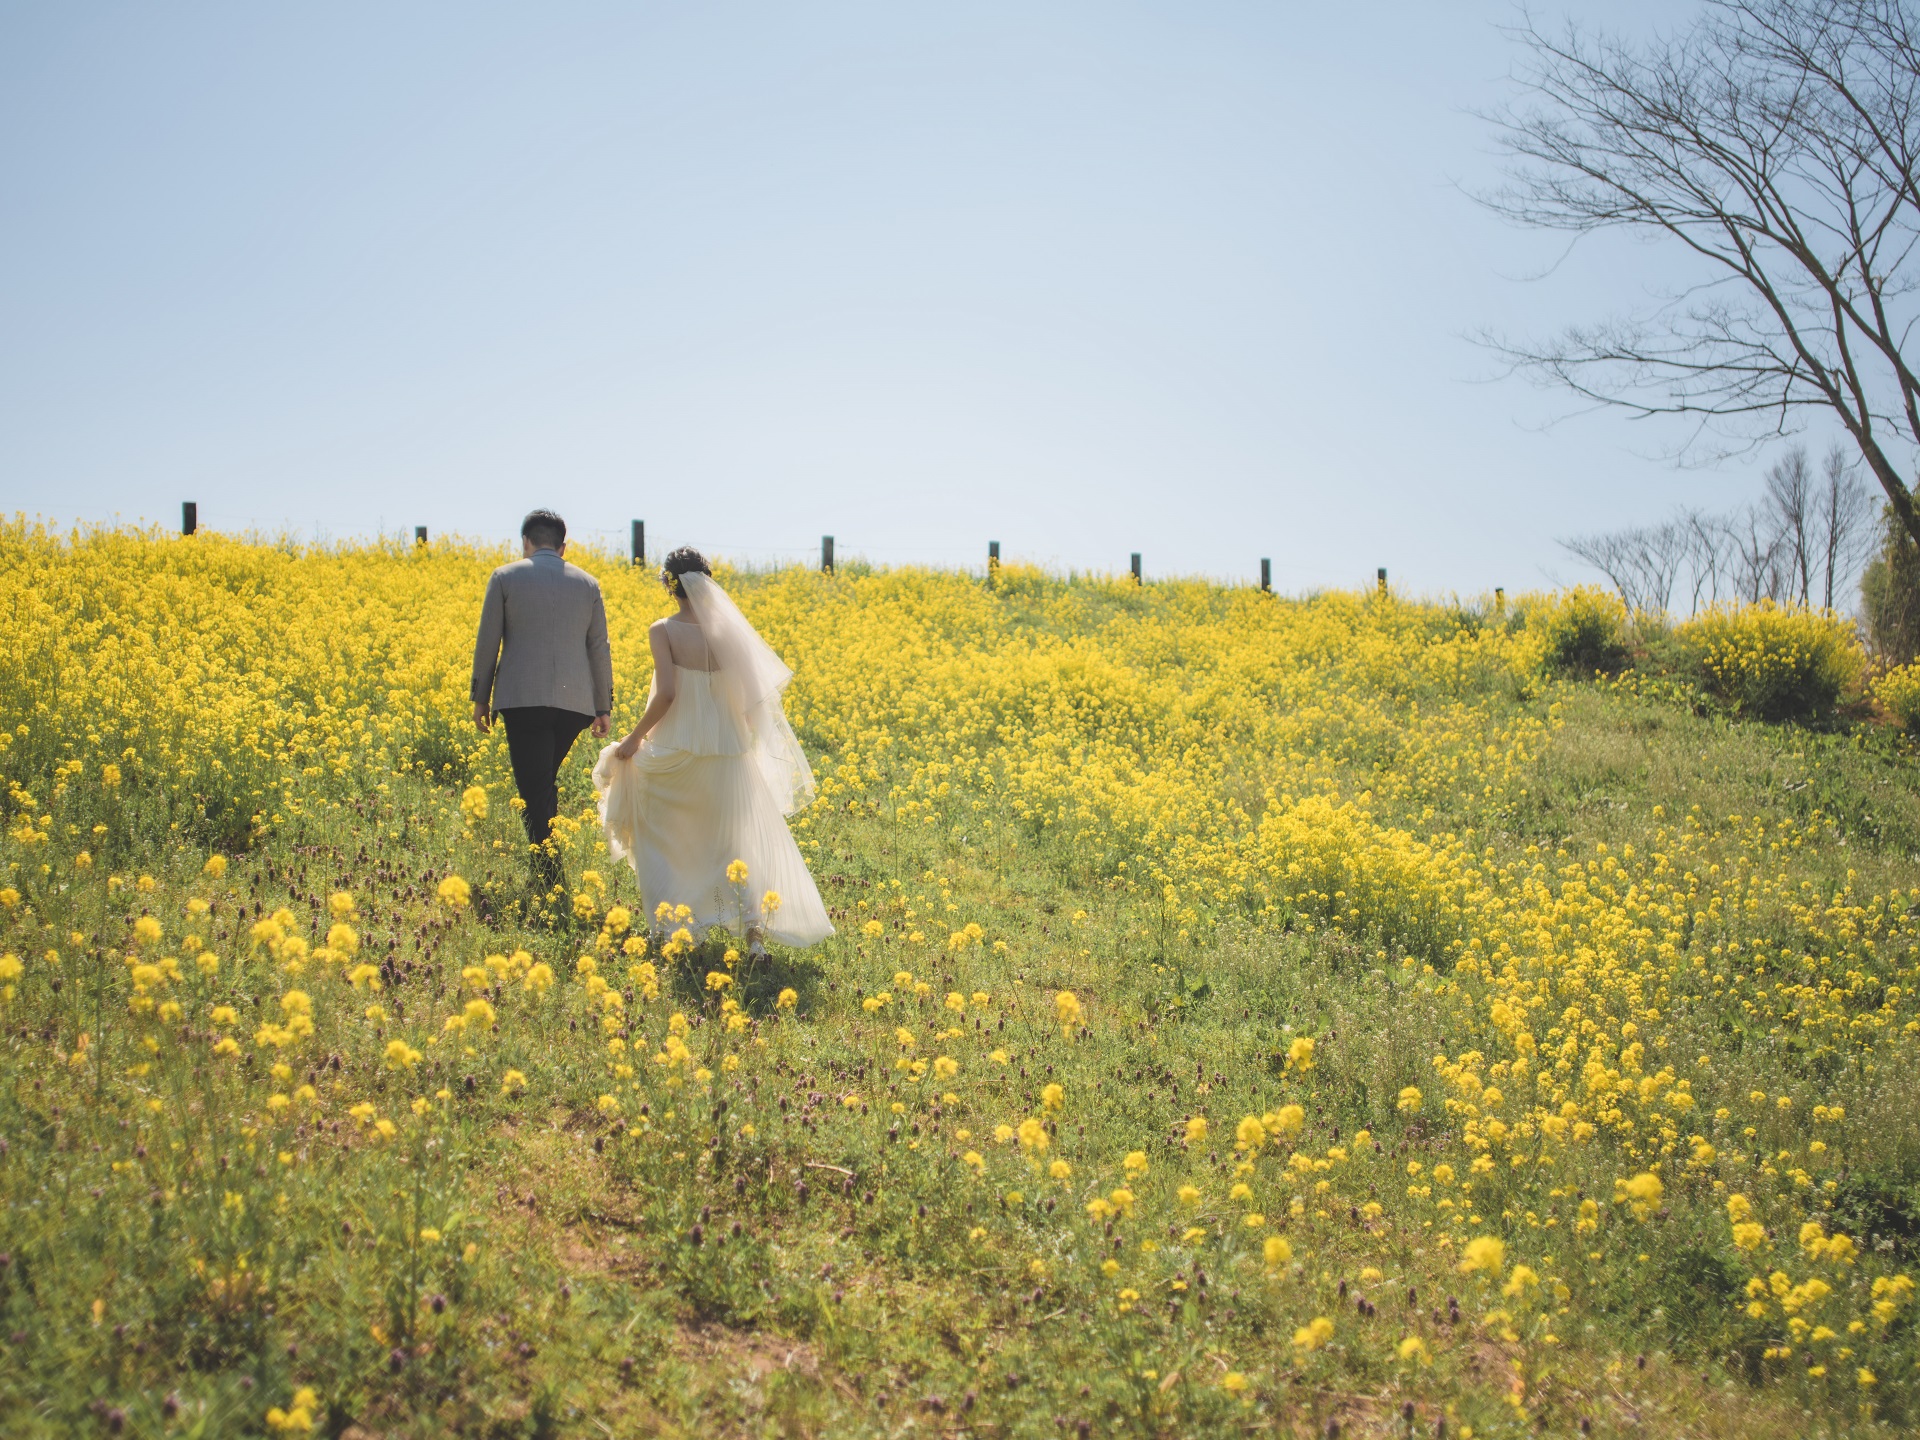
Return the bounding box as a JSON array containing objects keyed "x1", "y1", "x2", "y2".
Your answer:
[
  {"x1": 1533, "y1": 585, "x2": 1630, "y2": 676},
  {"x1": 1875, "y1": 660, "x2": 1920, "y2": 733},
  {"x1": 1676, "y1": 601, "x2": 1865, "y2": 723},
  {"x1": 1863, "y1": 503, "x2": 1920, "y2": 663}
]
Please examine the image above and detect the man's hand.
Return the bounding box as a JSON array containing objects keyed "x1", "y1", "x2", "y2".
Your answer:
[
  {"x1": 592, "y1": 712, "x2": 611, "y2": 739},
  {"x1": 472, "y1": 700, "x2": 491, "y2": 733}
]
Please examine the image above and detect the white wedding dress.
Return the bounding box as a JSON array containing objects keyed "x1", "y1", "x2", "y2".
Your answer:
[{"x1": 592, "y1": 573, "x2": 833, "y2": 948}]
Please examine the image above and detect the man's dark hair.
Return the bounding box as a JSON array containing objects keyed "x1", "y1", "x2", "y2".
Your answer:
[
  {"x1": 660, "y1": 545, "x2": 712, "y2": 597},
  {"x1": 521, "y1": 510, "x2": 566, "y2": 550}
]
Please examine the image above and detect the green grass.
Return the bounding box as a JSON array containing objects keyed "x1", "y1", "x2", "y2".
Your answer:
[{"x1": 5, "y1": 592, "x2": 1920, "y2": 1436}]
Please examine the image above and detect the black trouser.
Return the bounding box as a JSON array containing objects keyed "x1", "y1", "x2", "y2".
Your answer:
[{"x1": 498, "y1": 707, "x2": 593, "y2": 886}]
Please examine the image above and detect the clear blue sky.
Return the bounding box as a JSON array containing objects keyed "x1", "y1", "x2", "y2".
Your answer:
[{"x1": 0, "y1": 0, "x2": 1798, "y2": 591}]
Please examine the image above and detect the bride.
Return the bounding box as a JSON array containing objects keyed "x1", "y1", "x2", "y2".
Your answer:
[{"x1": 592, "y1": 547, "x2": 833, "y2": 953}]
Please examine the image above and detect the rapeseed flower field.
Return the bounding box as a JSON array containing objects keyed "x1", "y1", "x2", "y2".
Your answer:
[{"x1": 2, "y1": 520, "x2": 1917, "y2": 1437}]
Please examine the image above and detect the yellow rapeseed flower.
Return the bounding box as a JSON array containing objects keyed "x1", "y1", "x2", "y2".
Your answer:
[
  {"x1": 1292, "y1": 1316, "x2": 1334, "y2": 1351},
  {"x1": 1459, "y1": 1236, "x2": 1506, "y2": 1276}
]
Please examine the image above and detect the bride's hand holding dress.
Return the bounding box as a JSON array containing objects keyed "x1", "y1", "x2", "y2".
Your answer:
[{"x1": 609, "y1": 624, "x2": 676, "y2": 762}]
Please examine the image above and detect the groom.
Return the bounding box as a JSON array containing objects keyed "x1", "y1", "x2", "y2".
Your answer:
[{"x1": 471, "y1": 509, "x2": 614, "y2": 892}]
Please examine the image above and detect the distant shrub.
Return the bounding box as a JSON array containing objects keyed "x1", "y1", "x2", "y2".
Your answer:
[
  {"x1": 1862, "y1": 504, "x2": 1920, "y2": 664},
  {"x1": 1676, "y1": 602, "x2": 1864, "y2": 723},
  {"x1": 1533, "y1": 586, "x2": 1630, "y2": 676},
  {"x1": 1875, "y1": 661, "x2": 1920, "y2": 732}
]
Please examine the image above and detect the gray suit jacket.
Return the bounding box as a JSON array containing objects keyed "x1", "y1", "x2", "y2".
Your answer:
[{"x1": 471, "y1": 550, "x2": 614, "y2": 716}]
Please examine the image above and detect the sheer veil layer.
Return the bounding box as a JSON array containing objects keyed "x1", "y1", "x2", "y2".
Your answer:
[{"x1": 680, "y1": 571, "x2": 817, "y2": 817}]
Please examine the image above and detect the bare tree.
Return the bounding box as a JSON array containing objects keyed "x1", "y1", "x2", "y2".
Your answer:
[
  {"x1": 1764, "y1": 446, "x2": 1815, "y2": 603},
  {"x1": 1559, "y1": 529, "x2": 1640, "y2": 606},
  {"x1": 1728, "y1": 504, "x2": 1790, "y2": 601},
  {"x1": 1682, "y1": 506, "x2": 1733, "y2": 609},
  {"x1": 1567, "y1": 441, "x2": 1873, "y2": 610},
  {"x1": 1640, "y1": 519, "x2": 1691, "y2": 612},
  {"x1": 1561, "y1": 518, "x2": 1688, "y2": 611},
  {"x1": 1815, "y1": 443, "x2": 1876, "y2": 604},
  {"x1": 1483, "y1": 0, "x2": 1920, "y2": 549}
]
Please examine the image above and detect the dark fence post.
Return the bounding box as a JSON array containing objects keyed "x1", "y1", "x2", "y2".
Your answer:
[
  {"x1": 1260, "y1": 558, "x2": 1271, "y2": 593},
  {"x1": 822, "y1": 535, "x2": 835, "y2": 573},
  {"x1": 414, "y1": 526, "x2": 428, "y2": 547},
  {"x1": 182, "y1": 502, "x2": 197, "y2": 536},
  {"x1": 1495, "y1": 586, "x2": 1505, "y2": 610},
  {"x1": 1130, "y1": 553, "x2": 1141, "y2": 584},
  {"x1": 1377, "y1": 567, "x2": 1387, "y2": 596},
  {"x1": 988, "y1": 540, "x2": 1000, "y2": 567},
  {"x1": 631, "y1": 520, "x2": 645, "y2": 567}
]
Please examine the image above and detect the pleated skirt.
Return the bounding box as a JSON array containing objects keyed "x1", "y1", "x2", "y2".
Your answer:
[{"x1": 593, "y1": 740, "x2": 834, "y2": 948}]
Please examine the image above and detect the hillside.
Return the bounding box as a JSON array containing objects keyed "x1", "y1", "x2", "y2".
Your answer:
[{"x1": 1, "y1": 524, "x2": 1915, "y2": 1438}]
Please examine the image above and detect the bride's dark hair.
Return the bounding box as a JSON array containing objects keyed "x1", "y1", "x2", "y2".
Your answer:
[{"x1": 660, "y1": 546, "x2": 712, "y2": 597}]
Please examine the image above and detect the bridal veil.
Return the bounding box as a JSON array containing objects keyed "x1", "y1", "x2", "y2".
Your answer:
[{"x1": 679, "y1": 571, "x2": 817, "y2": 817}]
